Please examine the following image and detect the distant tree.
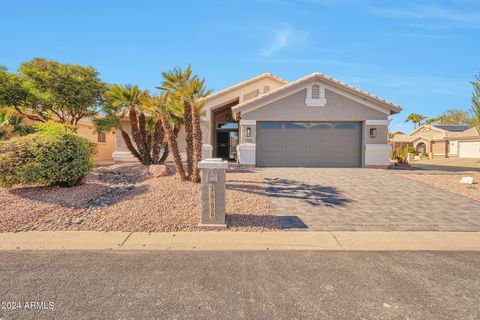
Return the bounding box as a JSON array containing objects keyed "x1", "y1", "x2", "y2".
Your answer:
[
  {"x1": 405, "y1": 113, "x2": 427, "y2": 130},
  {"x1": 435, "y1": 109, "x2": 474, "y2": 126},
  {"x1": 471, "y1": 73, "x2": 480, "y2": 128},
  {"x1": 0, "y1": 58, "x2": 108, "y2": 126},
  {"x1": 425, "y1": 117, "x2": 440, "y2": 125}
]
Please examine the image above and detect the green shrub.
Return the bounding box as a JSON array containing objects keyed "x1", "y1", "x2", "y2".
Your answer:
[
  {"x1": 406, "y1": 146, "x2": 416, "y2": 154},
  {"x1": 0, "y1": 128, "x2": 95, "y2": 188}
]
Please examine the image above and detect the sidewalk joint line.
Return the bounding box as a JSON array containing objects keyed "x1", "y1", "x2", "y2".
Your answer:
[
  {"x1": 119, "y1": 232, "x2": 133, "y2": 248},
  {"x1": 329, "y1": 232, "x2": 345, "y2": 250}
]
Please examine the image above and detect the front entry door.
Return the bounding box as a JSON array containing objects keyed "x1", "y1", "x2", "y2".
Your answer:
[
  {"x1": 216, "y1": 131, "x2": 239, "y2": 161},
  {"x1": 217, "y1": 132, "x2": 230, "y2": 159}
]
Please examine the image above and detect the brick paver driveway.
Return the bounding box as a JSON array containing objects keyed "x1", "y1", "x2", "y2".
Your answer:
[{"x1": 260, "y1": 168, "x2": 480, "y2": 231}]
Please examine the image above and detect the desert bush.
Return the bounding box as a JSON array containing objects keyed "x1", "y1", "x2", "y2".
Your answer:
[
  {"x1": 0, "y1": 124, "x2": 95, "y2": 188},
  {"x1": 392, "y1": 147, "x2": 409, "y2": 164}
]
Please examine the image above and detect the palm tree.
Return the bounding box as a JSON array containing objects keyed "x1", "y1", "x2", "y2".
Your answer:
[
  {"x1": 405, "y1": 113, "x2": 427, "y2": 130},
  {"x1": 0, "y1": 110, "x2": 34, "y2": 140},
  {"x1": 187, "y1": 77, "x2": 213, "y2": 183},
  {"x1": 160, "y1": 66, "x2": 194, "y2": 180},
  {"x1": 147, "y1": 94, "x2": 187, "y2": 181},
  {"x1": 95, "y1": 84, "x2": 165, "y2": 165}
]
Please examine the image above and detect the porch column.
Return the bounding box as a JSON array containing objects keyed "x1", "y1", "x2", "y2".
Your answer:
[{"x1": 237, "y1": 120, "x2": 256, "y2": 165}]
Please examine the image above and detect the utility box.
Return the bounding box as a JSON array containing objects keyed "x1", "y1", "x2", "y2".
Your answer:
[{"x1": 198, "y1": 158, "x2": 229, "y2": 229}]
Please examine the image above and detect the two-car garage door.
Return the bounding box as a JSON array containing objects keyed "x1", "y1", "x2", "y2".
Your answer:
[{"x1": 256, "y1": 121, "x2": 362, "y2": 167}]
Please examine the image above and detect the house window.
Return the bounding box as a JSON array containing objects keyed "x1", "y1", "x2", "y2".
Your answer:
[
  {"x1": 97, "y1": 131, "x2": 106, "y2": 143},
  {"x1": 285, "y1": 122, "x2": 307, "y2": 129},
  {"x1": 312, "y1": 84, "x2": 320, "y2": 99},
  {"x1": 259, "y1": 122, "x2": 282, "y2": 129},
  {"x1": 310, "y1": 123, "x2": 332, "y2": 129},
  {"x1": 335, "y1": 123, "x2": 358, "y2": 129}
]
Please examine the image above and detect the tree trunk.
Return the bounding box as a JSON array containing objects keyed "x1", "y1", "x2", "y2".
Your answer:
[
  {"x1": 191, "y1": 106, "x2": 202, "y2": 183},
  {"x1": 129, "y1": 109, "x2": 149, "y2": 165},
  {"x1": 120, "y1": 130, "x2": 141, "y2": 161},
  {"x1": 151, "y1": 119, "x2": 165, "y2": 164},
  {"x1": 183, "y1": 100, "x2": 194, "y2": 180},
  {"x1": 161, "y1": 116, "x2": 187, "y2": 181},
  {"x1": 158, "y1": 142, "x2": 169, "y2": 164},
  {"x1": 138, "y1": 112, "x2": 151, "y2": 164}
]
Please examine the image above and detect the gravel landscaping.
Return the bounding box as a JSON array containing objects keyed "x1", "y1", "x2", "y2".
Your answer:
[
  {"x1": 0, "y1": 164, "x2": 279, "y2": 232},
  {"x1": 396, "y1": 172, "x2": 480, "y2": 202}
]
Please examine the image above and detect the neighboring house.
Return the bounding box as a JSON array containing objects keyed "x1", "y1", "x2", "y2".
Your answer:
[
  {"x1": 113, "y1": 72, "x2": 402, "y2": 168},
  {"x1": 23, "y1": 117, "x2": 115, "y2": 161},
  {"x1": 391, "y1": 125, "x2": 480, "y2": 158}
]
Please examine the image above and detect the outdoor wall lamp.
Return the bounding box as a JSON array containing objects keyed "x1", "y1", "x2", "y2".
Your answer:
[
  {"x1": 226, "y1": 114, "x2": 230, "y2": 121},
  {"x1": 369, "y1": 128, "x2": 377, "y2": 138},
  {"x1": 246, "y1": 127, "x2": 251, "y2": 137}
]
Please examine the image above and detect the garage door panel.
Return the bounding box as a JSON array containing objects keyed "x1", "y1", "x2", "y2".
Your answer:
[
  {"x1": 256, "y1": 122, "x2": 361, "y2": 167},
  {"x1": 459, "y1": 141, "x2": 480, "y2": 158}
]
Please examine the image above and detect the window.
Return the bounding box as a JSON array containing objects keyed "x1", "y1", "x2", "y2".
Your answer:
[
  {"x1": 335, "y1": 123, "x2": 358, "y2": 129},
  {"x1": 217, "y1": 123, "x2": 238, "y2": 129},
  {"x1": 97, "y1": 131, "x2": 106, "y2": 143},
  {"x1": 310, "y1": 123, "x2": 332, "y2": 129},
  {"x1": 285, "y1": 122, "x2": 307, "y2": 129},
  {"x1": 312, "y1": 84, "x2": 320, "y2": 99},
  {"x1": 259, "y1": 122, "x2": 282, "y2": 129}
]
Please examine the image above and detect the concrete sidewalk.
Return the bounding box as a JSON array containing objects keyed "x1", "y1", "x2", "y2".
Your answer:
[{"x1": 1, "y1": 231, "x2": 480, "y2": 251}]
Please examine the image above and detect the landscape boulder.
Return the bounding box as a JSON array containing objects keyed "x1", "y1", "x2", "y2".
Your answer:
[{"x1": 149, "y1": 165, "x2": 171, "y2": 178}]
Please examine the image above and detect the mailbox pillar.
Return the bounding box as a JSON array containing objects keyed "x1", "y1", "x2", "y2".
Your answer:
[{"x1": 198, "y1": 158, "x2": 229, "y2": 229}]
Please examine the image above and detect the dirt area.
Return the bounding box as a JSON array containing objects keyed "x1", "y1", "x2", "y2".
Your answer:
[
  {"x1": 0, "y1": 164, "x2": 279, "y2": 232},
  {"x1": 397, "y1": 172, "x2": 480, "y2": 202}
]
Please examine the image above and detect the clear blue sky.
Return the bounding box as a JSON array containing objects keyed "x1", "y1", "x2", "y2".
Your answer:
[{"x1": 1, "y1": 0, "x2": 479, "y2": 132}]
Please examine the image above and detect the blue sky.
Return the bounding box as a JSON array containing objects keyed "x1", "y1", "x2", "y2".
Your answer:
[{"x1": 1, "y1": 0, "x2": 479, "y2": 132}]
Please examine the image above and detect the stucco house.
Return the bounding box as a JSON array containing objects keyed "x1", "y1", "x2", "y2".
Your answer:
[
  {"x1": 391, "y1": 124, "x2": 480, "y2": 158},
  {"x1": 113, "y1": 72, "x2": 402, "y2": 167}
]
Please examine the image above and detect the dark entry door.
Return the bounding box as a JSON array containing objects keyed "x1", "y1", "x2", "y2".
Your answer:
[{"x1": 217, "y1": 132, "x2": 230, "y2": 159}]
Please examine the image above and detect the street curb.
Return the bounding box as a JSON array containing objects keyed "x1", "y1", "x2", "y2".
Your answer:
[{"x1": 1, "y1": 231, "x2": 480, "y2": 251}]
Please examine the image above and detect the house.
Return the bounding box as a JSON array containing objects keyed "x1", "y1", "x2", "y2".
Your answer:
[
  {"x1": 390, "y1": 124, "x2": 480, "y2": 158},
  {"x1": 22, "y1": 116, "x2": 115, "y2": 162},
  {"x1": 113, "y1": 72, "x2": 402, "y2": 167}
]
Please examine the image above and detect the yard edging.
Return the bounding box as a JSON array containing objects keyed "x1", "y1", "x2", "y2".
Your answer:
[{"x1": 1, "y1": 231, "x2": 480, "y2": 251}]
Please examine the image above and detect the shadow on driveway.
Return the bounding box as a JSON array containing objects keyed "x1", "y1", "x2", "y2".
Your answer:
[{"x1": 265, "y1": 177, "x2": 351, "y2": 207}]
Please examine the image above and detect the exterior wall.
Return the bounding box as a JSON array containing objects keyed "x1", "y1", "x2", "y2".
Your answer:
[
  {"x1": 241, "y1": 89, "x2": 388, "y2": 121},
  {"x1": 76, "y1": 123, "x2": 115, "y2": 161},
  {"x1": 243, "y1": 89, "x2": 259, "y2": 101},
  {"x1": 448, "y1": 140, "x2": 458, "y2": 156},
  {"x1": 410, "y1": 127, "x2": 445, "y2": 140},
  {"x1": 203, "y1": 77, "x2": 285, "y2": 123},
  {"x1": 431, "y1": 141, "x2": 446, "y2": 156}
]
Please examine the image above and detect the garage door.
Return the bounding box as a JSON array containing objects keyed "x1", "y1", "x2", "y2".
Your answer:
[
  {"x1": 256, "y1": 122, "x2": 361, "y2": 167},
  {"x1": 459, "y1": 141, "x2": 480, "y2": 158}
]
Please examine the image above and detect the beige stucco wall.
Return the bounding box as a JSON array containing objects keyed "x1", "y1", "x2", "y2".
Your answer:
[
  {"x1": 432, "y1": 141, "x2": 446, "y2": 155},
  {"x1": 410, "y1": 127, "x2": 445, "y2": 140},
  {"x1": 241, "y1": 89, "x2": 389, "y2": 121}
]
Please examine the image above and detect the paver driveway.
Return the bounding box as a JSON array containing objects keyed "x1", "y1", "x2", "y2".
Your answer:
[{"x1": 260, "y1": 168, "x2": 480, "y2": 231}]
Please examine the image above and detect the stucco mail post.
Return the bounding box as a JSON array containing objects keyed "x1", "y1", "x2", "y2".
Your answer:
[{"x1": 198, "y1": 158, "x2": 228, "y2": 229}]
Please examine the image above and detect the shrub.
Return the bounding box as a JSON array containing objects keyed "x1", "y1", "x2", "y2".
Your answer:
[
  {"x1": 0, "y1": 127, "x2": 95, "y2": 188},
  {"x1": 392, "y1": 147, "x2": 409, "y2": 164},
  {"x1": 406, "y1": 146, "x2": 416, "y2": 154}
]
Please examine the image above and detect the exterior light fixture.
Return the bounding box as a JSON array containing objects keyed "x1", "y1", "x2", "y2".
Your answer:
[
  {"x1": 246, "y1": 127, "x2": 251, "y2": 137},
  {"x1": 369, "y1": 128, "x2": 377, "y2": 138},
  {"x1": 226, "y1": 114, "x2": 230, "y2": 121}
]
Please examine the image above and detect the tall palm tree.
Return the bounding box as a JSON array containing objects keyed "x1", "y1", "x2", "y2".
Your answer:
[
  {"x1": 160, "y1": 66, "x2": 194, "y2": 180},
  {"x1": 147, "y1": 94, "x2": 187, "y2": 181},
  {"x1": 95, "y1": 84, "x2": 165, "y2": 165},
  {"x1": 405, "y1": 113, "x2": 427, "y2": 130},
  {"x1": 187, "y1": 77, "x2": 212, "y2": 183}
]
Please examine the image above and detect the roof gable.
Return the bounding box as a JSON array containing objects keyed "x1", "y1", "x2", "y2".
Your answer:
[
  {"x1": 232, "y1": 72, "x2": 402, "y2": 116},
  {"x1": 201, "y1": 73, "x2": 288, "y2": 103}
]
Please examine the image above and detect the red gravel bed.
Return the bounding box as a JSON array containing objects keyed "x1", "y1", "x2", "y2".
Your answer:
[{"x1": 0, "y1": 165, "x2": 279, "y2": 232}]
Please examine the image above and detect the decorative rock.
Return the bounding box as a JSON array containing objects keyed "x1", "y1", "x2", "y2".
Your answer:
[
  {"x1": 460, "y1": 176, "x2": 475, "y2": 184},
  {"x1": 149, "y1": 165, "x2": 171, "y2": 178}
]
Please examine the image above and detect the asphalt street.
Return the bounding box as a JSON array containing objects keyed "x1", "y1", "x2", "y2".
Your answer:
[{"x1": 0, "y1": 251, "x2": 479, "y2": 320}]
